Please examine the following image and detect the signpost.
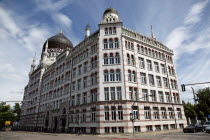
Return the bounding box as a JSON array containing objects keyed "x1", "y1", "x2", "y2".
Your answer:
[{"x1": 5, "y1": 121, "x2": 11, "y2": 126}]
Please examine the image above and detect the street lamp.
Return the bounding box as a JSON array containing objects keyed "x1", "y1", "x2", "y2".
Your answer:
[{"x1": 131, "y1": 94, "x2": 152, "y2": 136}]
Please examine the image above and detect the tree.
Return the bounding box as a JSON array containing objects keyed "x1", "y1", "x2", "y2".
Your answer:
[
  {"x1": 13, "y1": 103, "x2": 21, "y2": 121},
  {"x1": 0, "y1": 102, "x2": 15, "y2": 129},
  {"x1": 183, "y1": 102, "x2": 197, "y2": 119}
]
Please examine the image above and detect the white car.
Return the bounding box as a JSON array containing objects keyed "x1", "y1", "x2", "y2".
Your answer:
[{"x1": 203, "y1": 121, "x2": 210, "y2": 131}]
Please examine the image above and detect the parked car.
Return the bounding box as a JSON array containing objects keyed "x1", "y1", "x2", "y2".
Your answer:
[
  {"x1": 205, "y1": 126, "x2": 210, "y2": 133},
  {"x1": 183, "y1": 124, "x2": 204, "y2": 133},
  {"x1": 0, "y1": 127, "x2": 6, "y2": 131},
  {"x1": 203, "y1": 121, "x2": 210, "y2": 131}
]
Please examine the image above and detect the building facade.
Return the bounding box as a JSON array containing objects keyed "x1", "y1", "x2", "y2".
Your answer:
[{"x1": 19, "y1": 8, "x2": 187, "y2": 134}]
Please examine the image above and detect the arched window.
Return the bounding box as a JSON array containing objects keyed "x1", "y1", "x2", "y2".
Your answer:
[
  {"x1": 104, "y1": 39, "x2": 108, "y2": 49},
  {"x1": 137, "y1": 45, "x2": 140, "y2": 53},
  {"x1": 110, "y1": 69, "x2": 115, "y2": 81},
  {"x1": 128, "y1": 70, "x2": 132, "y2": 82},
  {"x1": 141, "y1": 46, "x2": 144, "y2": 54},
  {"x1": 105, "y1": 28, "x2": 108, "y2": 34},
  {"x1": 94, "y1": 56, "x2": 97, "y2": 67},
  {"x1": 109, "y1": 27, "x2": 112, "y2": 34},
  {"x1": 115, "y1": 53, "x2": 120, "y2": 64},
  {"x1": 127, "y1": 54, "x2": 130, "y2": 65},
  {"x1": 116, "y1": 69, "x2": 121, "y2": 81},
  {"x1": 128, "y1": 42, "x2": 131, "y2": 49},
  {"x1": 168, "y1": 66, "x2": 171, "y2": 75},
  {"x1": 174, "y1": 80, "x2": 177, "y2": 89},
  {"x1": 131, "y1": 43, "x2": 134, "y2": 50},
  {"x1": 162, "y1": 53, "x2": 165, "y2": 60},
  {"x1": 114, "y1": 38, "x2": 119, "y2": 48},
  {"x1": 104, "y1": 54, "x2": 108, "y2": 64},
  {"x1": 125, "y1": 41, "x2": 127, "y2": 48},
  {"x1": 171, "y1": 79, "x2": 174, "y2": 89},
  {"x1": 104, "y1": 70, "x2": 109, "y2": 82},
  {"x1": 148, "y1": 49, "x2": 151, "y2": 56},
  {"x1": 152, "y1": 50, "x2": 154, "y2": 57},
  {"x1": 113, "y1": 27, "x2": 116, "y2": 34},
  {"x1": 131, "y1": 55, "x2": 135, "y2": 66},
  {"x1": 132, "y1": 71, "x2": 136, "y2": 82},
  {"x1": 109, "y1": 38, "x2": 113, "y2": 48},
  {"x1": 110, "y1": 53, "x2": 114, "y2": 64},
  {"x1": 145, "y1": 48, "x2": 148, "y2": 55}
]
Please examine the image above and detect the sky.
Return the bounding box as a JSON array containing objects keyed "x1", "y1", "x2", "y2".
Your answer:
[{"x1": 0, "y1": 0, "x2": 210, "y2": 106}]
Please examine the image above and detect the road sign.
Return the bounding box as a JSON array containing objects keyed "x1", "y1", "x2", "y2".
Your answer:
[{"x1": 5, "y1": 121, "x2": 11, "y2": 125}]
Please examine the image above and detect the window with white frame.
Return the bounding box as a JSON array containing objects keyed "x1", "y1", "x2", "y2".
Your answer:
[
  {"x1": 116, "y1": 69, "x2": 121, "y2": 81},
  {"x1": 163, "y1": 77, "x2": 168, "y2": 88},
  {"x1": 83, "y1": 76, "x2": 87, "y2": 88},
  {"x1": 115, "y1": 53, "x2": 120, "y2": 64},
  {"x1": 139, "y1": 57, "x2": 145, "y2": 68},
  {"x1": 110, "y1": 87, "x2": 116, "y2": 100},
  {"x1": 161, "y1": 64, "x2": 166, "y2": 74},
  {"x1": 150, "y1": 90, "x2": 156, "y2": 101},
  {"x1": 165, "y1": 92, "x2": 171, "y2": 103},
  {"x1": 154, "y1": 62, "x2": 159, "y2": 72},
  {"x1": 77, "y1": 79, "x2": 81, "y2": 90},
  {"x1": 104, "y1": 70, "x2": 109, "y2": 82},
  {"x1": 117, "y1": 87, "x2": 122, "y2": 100},
  {"x1": 104, "y1": 54, "x2": 108, "y2": 64},
  {"x1": 82, "y1": 109, "x2": 86, "y2": 122},
  {"x1": 132, "y1": 71, "x2": 136, "y2": 82},
  {"x1": 168, "y1": 108, "x2": 174, "y2": 119},
  {"x1": 156, "y1": 76, "x2": 162, "y2": 87},
  {"x1": 83, "y1": 92, "x2": 87, "y2": 104},
  {"x1": 142, "y1": 89, "x2": 149, "y2": 101},
  {"x1": 158, "y1": 91, "x2": 164, "y2": 102},
  {"x1": 149, "y1": 74, "x2": 155, "y2": 86},
  {"x1": 129, "y1": 87, "x2": 133, "y2": 100},
  {"x1": 71, "y1": 96, "x2": 75, "y2": 106},
  {"x1": 73, "y1": 68, "x2": 76, "y2": 78},
  {"x1": 127, "y1": 54, "x2": 130, "y2": 65},
  {"x1": 104, "y1": 87, "x2": 109, "y2": 100},
  {"x1": 78, "y1": 65, "x2": 82, "y2": 75},
  {"x1": 132, "y1": 106, "x2": 139, "y2": 119},
  {"x1": 177, "y1": 108, "x2": 182, "y2": 119},
  {"x1": 147, "y1": 60, "x2": 152, "y2": 71},
  {"x1": 110, "y1": 70, "x2": 115, "y2": 81},
  {"x1": 104, "y1": 39, "x2": 108, "y2": 49},
  {"x1": 84, "y1": 61, "x2": 88, "y2": 73},
  {"x1": 128, "y1": 70, "x2": 132, "y2": 82},
  {"x1": 109, "y1": 38, "x2": 113, "y2": 48},
  {"x1": 109, "y1": 53, "x2": 114, "y2": 64},
  {"x1": 144, "y1": 107, "x2": 150, "y2": 119},
  {"x1": 118, "y1": 106, "x2": 123, "y2": 120},
  {"x1": 91, "y1": 107, "x2": 96, "y2": 121},
  {"x1": 77, "y1": 94, "x2": 80, "y2": 105},
  {"x1": 140, "y1": 72, "x2": 147, "y2": 84},
  {"x1": 111, "y1": 106, "x2": 116, "y2": 120},
  {"x1": 114, "y1": 38, "x2": 119, "y2": 48},
  {"x1": 161, "y1": 107, "x2": 167, "y2": 119},
  {"x1": 131, "y1": 55, "x2": 135, "y2": 66},
  {"x1": 153, "y1": 107, "x2": 159, "y2": 120},
  {"x1": 104, "y1": 106, "x2": 109, "y2": 120}
]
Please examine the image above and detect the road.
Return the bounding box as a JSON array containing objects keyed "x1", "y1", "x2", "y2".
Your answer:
[{"x1": 0, "y1": 131, "x2": 210, "y2": 140}]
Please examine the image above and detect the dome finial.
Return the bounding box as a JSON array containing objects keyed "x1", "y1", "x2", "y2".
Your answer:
[
  {"x1": 60, "y1": 29, "x2": 63, "y2": 33},
  {"x1": 151, "y1": 25, "x2": 156, "y2": 40}
]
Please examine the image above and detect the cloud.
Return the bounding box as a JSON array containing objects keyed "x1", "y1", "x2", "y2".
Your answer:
[
  {"x1": 34, "y1": 0, "x2": 73, "y2": 30},
  {"x1": 184, "y1": 0, "x2": 209, "y2": 25}
]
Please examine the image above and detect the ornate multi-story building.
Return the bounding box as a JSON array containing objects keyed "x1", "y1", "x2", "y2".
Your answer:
[{"x1": 19, "y1": 8, "x2": 187, "y2": 134}]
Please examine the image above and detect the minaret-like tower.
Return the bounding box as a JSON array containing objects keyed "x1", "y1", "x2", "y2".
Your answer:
[
  {"x1": 41, "y1": 41, "x2": 48, "y2": 68},
  {"x1": 85, "y1": 24, "x2": 90, "y2": 38},
  {"x1": 29, "y1": 52, "x2": 36, "y2": 75},
  {"x1": 151, "y1": 25, "x2": 156, "y2": 40}
]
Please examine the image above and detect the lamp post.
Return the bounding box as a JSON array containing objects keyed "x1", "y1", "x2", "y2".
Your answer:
[{"x1": 130, "y1": 94, "x2": 152, "y2": 136}]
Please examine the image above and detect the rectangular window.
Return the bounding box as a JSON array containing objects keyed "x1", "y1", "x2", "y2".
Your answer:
[
  {"x1": 105, "y1": 127, "x2": 110, "y2": 133},
  {"x1": 118, "y1": 106, "x2": 123, "y2": 120},
  {"x1": 77, "y1": 94, "x2": 80, "y2": 105},
  {"x1": 177, "y1": 108, "x2": 182, "y2": 119},
  {"x1": 150, "y1": 90, "x2": 156, "y2": 102},
  {"x1": 155, "y1": 125, "x2": 161, "y2": 131},
  {"x1": 117, "y1": 87, "x2": 122, "y2": 100},
  {"x1": 77, "y1": 79, "x2": 81, "y2": 90},
  {"x1": 111, "y1": 106, "x2": 116, "y2": 120},
  {"x1": 82, "y1": 109, "x2": 86, "y2": 122},
  {"x1": 144, "y1": 107, "x2": 150, "y2": 119},
  {"x1": 83, "y1": 77, "x2": 87, "y2": 88},
  {"x1": 132, "y1": 106, "x2": 139, "y2": 120},
  {"x1": 134, "y1": 126, "x2": 140, "y2": 132},
  {"x1": 146, "y1": 125, "x2": 153, "y2": 131},
  {"x1": 161, "y1": 64, "x2": 166, "y2": 74},
  {"x1": 83, "y1": 92, "x2": 87, "y2": 104},
  {"x1": 161, "y1": 107, "x2": 167, "y2": 119},
  {"x1": 119, "y1": 127, "x2": 124, "y2": 133},
  {"x1": 149, "y1": 74, "x2": 155, "y2": 86},
  {"x1": 129, "y1": 87, "x2": 133, "y2": 100},
  {"x1": 78, "y1": 65, "x2": 82, "y2": 75},
  {"x1": 163, "y1": 125, "x2": 169, "y2": 130},
  {"x1": 140, "y1": 72, "x2": 147, "y2": 84},
  {"x1": 73, "y1": 68, "x2": 76, "y2": 78},
  {"x1": 72, "y1": 82, "x2": 75, "y2": 91},
  {"x1": 112, "y1": 127, "x2": 117, "y2": 133},
  {"x1": 158, "y1": 91, "x2": 164, "y2": 102},
  {"x1": 104, "y1": 87, "x2": 109, "y2": 101},
  {"x1": 142, "y1": 89, "x2": 149, "y2": 101},
  {"x1": 91, "y1": 107, "x2": 96, "y2": 121},
  {"x1": 104, "y1": 106, "x2": 109, "y2": 120},
  {"x1": 153, "y1": 107, "x2": 159, "y2": 120},
  {"x1": 165, "y1": 92, "x2": 170, "y2": 103},
  {"x1": 84, "y1": 61, "x2": 88, "y2": 73},
  {"x1": 154, "y1": 62, "x2": 159, "y2": 72},
  {"x1": 110, "y1": 87, "x2": 116, "y2": 100},
  {"x1": 163, "y1": 77, "x2": 168, "y2": 88},
  {"x1": 168, "y1": 108, "x2": 174, "y2": 119},
  {"x1": 156, "y1": 76, "x2": 162, "y2": 87},
  {"x1": 147, "y1": 60, "x2": 152, "y2": 71}
]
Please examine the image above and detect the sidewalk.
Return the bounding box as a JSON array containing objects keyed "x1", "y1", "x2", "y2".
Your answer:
[{"x1": 99, "y1": 129, "x2": 182, "y2": 139}]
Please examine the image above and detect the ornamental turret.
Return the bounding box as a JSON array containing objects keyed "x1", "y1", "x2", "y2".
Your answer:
[{"x1": 29, "y1": 52, "x2": 36, "y2": 75}]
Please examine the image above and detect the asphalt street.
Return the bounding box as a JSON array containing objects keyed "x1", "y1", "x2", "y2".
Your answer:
[{"x1": 0, "y1": 131, "x2": 210, "y2": 140}]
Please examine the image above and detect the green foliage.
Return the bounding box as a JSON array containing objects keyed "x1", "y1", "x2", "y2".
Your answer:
[
  {"x1": 0, "y1": 102, "x2": 21, "y2": 129},
  {"x1": 183, "y1": 87, "x2": 210, "y2": 119}
]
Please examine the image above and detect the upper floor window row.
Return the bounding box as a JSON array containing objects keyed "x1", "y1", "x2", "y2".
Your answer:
[
  {"x1": 104, "y1": 38, "x2": 119, "y2": 49},
  {"x1": 105, "y1": 27, "x2": 117, "y2": 35},
  {"x1": 72, "y1": 49, "x2": 89, "y2": 65},
  {"x1": 104, "y1": 53, "x2": 120, "y2": 65},
  {"x1": 125, "y1": 41, "x2": 134, "y2": 50},
  {"x1": 91, "y1": 43, "x2": 98, "y2": 54}
]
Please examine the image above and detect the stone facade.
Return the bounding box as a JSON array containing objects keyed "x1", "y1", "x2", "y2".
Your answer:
[{"x1": 19, "y1": 8, "x2": 187, "y2": 134}]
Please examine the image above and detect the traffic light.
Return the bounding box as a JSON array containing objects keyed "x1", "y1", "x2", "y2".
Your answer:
[{"x1": 181, "y1": 84, "x2": 186, "y2": 92}]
